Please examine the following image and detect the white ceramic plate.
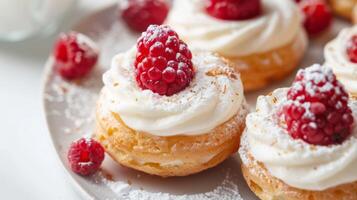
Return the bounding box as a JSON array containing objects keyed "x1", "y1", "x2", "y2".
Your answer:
[{"x1": 43, "y1": 4, "x2": 350, "y2": 200}]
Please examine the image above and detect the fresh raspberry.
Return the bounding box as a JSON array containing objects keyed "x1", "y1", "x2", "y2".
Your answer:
[
  {"x1": 281, "y1": 65, "x2": 353, "y2": 146},
  {"x1": 205, "y1": 0, "x2": 261, "y2": 20},
  {"x1": 135, "y1": 25, "x2": 194, "y2": 96},
  {"x1": 53, "y1": 32, "x2": 98, "y2": 80},
  {"x1": 67, "y1": 138, "x2": 105, "y2": 176},
  {"x1": 347, "y1": 35, "x2": 357, "y2": 63},
  {"x1": 120, "y1": 0, "x2": 169, "y2": 32},
  {"x1": 299, "y1": 0, "x2": 332, "y2": 36}
]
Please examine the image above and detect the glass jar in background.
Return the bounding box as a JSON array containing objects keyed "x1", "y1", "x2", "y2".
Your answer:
[{"x1": 0, "y1": 0, "x2": 76, "y2": 42}]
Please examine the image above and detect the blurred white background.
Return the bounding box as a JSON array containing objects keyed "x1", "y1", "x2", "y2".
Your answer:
[{"x1": 0, "y1": 0, "x2": 115, "y2": 199}]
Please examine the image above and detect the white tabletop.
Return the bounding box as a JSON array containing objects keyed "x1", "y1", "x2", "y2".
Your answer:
[{"x1": 0, "y1": 0, "x2": 115, "y2": 199}]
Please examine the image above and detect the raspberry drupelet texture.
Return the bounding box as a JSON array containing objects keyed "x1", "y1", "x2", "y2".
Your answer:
[
  {"x1": 120, "y1": 0, "x2": 169, "y2": 32},
  {"x1": 347, "y1": 35, "x2": 357, "y2": 63},
  {"x1": 281, "y1": 65, "x2": 354, "y2": 146},
  {"x1": 67, "y1": 138, "x2": 105, "y2": 176},
  {"x1": 298, "y1": 0, "x2": 332, "y2": 36},
  {"x1": 135, "y1": 25, "x2": 195, "y2": 96},
  {"x1": 53, "y1": 32, "x2": 98, "y2": 80},
  {"x1": 205, "y1": 0, "x2": 261, "y2": 20}
]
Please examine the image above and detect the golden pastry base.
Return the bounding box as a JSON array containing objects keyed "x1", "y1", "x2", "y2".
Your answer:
[
  {"x1": 354, "y1": 5, "x2": 357, "y2": 24},
  {"x1": 94, "y1": 91, "x2": 247, "y2": 177},
  {"x1": 240, "y1": 146, "x2": 357, "y2": 200},
  {"x1": 224, "y1": 32, "x2": 307, "y2": 92},
  {"x1": 328, "y1": 0, "x2": 356, "y2": 20}
]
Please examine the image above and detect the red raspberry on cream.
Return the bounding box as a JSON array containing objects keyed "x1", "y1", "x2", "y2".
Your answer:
[
  {"x1": 205, "y1": 0, "x2": 261, "y2": 20},
  {"x1": 282, "y1": 65, "x2": 353, "y2": 145},
  {"x1": 135, "y1": 25, "x2": 195, "y2": 96}
]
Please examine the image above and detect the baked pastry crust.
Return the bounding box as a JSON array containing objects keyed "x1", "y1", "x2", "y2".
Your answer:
[
  {"x1": 329, "y1": 0, "x2": 356, "y2": 20},
  {"x1": 354, "y1": 4, "x2": 357, "y2": 24},
  {"x1": 95, "y1": 91, "x2": 247, "y2": 177},
  {"x1": 225, "y1": 32, "x2": 306, "y2": 92},
  {"x1": 240, "y1": 143, "x2": 357, "y2": 200}
]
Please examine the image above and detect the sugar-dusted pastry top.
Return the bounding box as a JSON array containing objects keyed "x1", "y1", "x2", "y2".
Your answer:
[
  {"x1": 325, "y1": 26, "x2": 357, "y2": 94},
  {"x1": 243, "y1": 88, "x2": 357, "y2": 191},
  {"x1": 166, "y1": 0, "x2": 305, "y2": 57},
  {"x1": 102, "y1": 48, "x2": 245, "y2": 136}
]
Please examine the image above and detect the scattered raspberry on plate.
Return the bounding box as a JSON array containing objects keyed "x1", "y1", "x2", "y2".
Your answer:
[
  {"x1": 135, "y1": 25, "x2": 195, "y2": 96},
  {"x1": 53, "y1": 32, "x2": 98, "y2": 80},
  {"x1": 282, "y1": 65, "x2": 353, "y2": 145},
  {"x1": 67, "y1": 138, "x2": 105, "y2": 176}
]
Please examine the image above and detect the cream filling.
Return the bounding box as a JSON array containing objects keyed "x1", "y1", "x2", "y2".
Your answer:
[
  {"x1": 102, "y1": 48, "x2": 245, "y2": 136},
  {"x1": 166, "y1": 0, "x2": 304, "y2": 57},
  {"x1": 324, "y1": 25, "x2": 357, "y2": 94}
]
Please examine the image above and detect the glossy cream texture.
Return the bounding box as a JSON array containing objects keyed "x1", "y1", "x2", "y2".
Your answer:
[
  {"x1": 102, "y1": 48, "x2": 245, "y2": 136},
  {"x1": 325, "y1": 26, "x2": 357, "y2": 94},
  {"x1": 244, "y1": 88, "x2": 357, "y2": 191},
  {"x1": 166, "y1": 0, "x2": 303, "y2": 57}
]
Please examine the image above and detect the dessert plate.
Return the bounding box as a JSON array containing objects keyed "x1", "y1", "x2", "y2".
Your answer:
[{"x1": 42, "y1": 4, "x2": 350, "y2": 200}]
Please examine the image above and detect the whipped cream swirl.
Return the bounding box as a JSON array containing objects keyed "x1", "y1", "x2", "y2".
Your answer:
[
  {"x1": 102, "y1": 48, "x2": 245, "y2": 136},
  {"x1": 243, "y1": 88, "x2": 357, "y2": 191},
  {"x1": 325, "y1": 26, "x2": 357, "y2": 94},
  {"x1": 166, "y1": 0, "x2": 303, "y2": 57}
]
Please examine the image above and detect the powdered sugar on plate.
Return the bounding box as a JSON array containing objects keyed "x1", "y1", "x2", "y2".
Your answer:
[
  {"x1": 95, "y1": 164, "x2": 244, "y2": 200},
  {"x1": 44, "y1": 61, "x2": 103, "y2": 136},
  {"x1": 44, "y1": 16, "x2": 137, "y2": 136},
  {"x1": 101, "y1": 170, "x2": 242, "y2": 200}
]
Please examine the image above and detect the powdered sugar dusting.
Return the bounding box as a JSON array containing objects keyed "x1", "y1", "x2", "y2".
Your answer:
[
  {"x1": 99, "y1": 169, "x2": 243, "y2": 200},
  {"x1": 44, "y1": 63, "x2": 103, "y2": 136},
  {"x1": 294, "y1": 64, "x2": 340, "y2": 96},
  {"x1": 238, "y1": 132, "x2": 250, "y2": 166},
  {"x1": 288, "y1": 65, "x2": 348, "y2": 121}
]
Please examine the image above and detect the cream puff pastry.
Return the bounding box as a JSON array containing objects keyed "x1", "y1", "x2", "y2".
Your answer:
[
  {"x1": 325, "y1": 25, "x2": 357, "y2": 96},
  {"x1": 352, "y1": 4, "x2": 357, "y2": 24},
  {"x1": 240, "y1": 64, "x2": 357, "y2": 200},
  {"x1": 328, "y1": 0, "x2": 356, "y2": 20},
  {"x1": 95, "y1": 25, "x2": 248, "y2": 177},
  {"x1": 166, "y1": 0, "x2": 308, "y2": 91}
]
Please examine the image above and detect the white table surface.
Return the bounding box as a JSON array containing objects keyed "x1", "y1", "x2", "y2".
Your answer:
[{"x1": 0, "y1": 0, "x2": 115, "y2": 199}]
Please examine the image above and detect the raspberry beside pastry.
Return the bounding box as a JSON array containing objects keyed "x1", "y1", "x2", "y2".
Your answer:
[{"x1": 95, "y1": 25, "x2": 248, "y2": 177}]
